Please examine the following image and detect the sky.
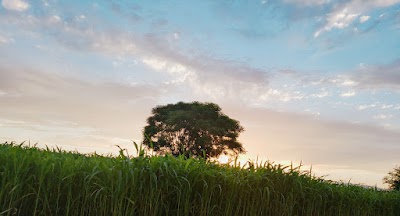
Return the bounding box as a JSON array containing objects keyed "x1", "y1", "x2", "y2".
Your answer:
[{"x1": 0, "y1": 0, "x2": 399, "y2": 188}]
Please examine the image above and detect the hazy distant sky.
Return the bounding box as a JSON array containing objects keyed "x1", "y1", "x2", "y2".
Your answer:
[{"x1": 1, "y1": 0, "x2": 399, "y2": 188}]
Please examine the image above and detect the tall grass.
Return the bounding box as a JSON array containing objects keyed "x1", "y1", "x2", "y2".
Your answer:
[{"x1": 0, "y1": 141, "x2": 399, "y2": 215}]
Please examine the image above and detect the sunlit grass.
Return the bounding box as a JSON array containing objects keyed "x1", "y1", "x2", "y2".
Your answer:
[{"x1": 0, "y1": 141, "x2": 399, "y2": 215}]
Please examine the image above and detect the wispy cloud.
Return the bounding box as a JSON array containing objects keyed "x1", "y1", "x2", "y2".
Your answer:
[
  {"x1": 0, "y1": 35, "x2": 13, "y2": 45},
  {"x1": 359, "y1": 15, "x2": 371, "y2": 23},
  {"x1": 341, "y1": 91, "x2": 356, "y2": 97},
  {"x1": 373, "y1": 114, "x2": 393, "y2": 120},
  {"x1": 358, "y1": 104, "x2": 377, "y2": 110},
  {"x1": 259, "y1": 89, "x2": 305, "y2": 102},
  {"x1": 141, "y1": 51, "x2": 271, "y2": 103},
  {"x1": 226, "y1": 105, "x2": 400, "y2": 169},
  {"x1": 314, "y1": 8, "x2": 359, "y2": 37},
  {"x1": 351, "y1": 59, "x2": 400, "y2": 90},
  {"x1": 0, "y1": 65, "x2": 161, "y2": 131},
  {"x1": 0, "y1": 118, "x2": 133, "y2": 155},
  {"x1": 314, "y1": 0, "x2": 400, "y2": 37},
  {"x1": 357, "y1": 103, "x2": 400, "y2": 111},
  {"x1": 311, "y1": 91, "x2": 329, "y2": 98},
  {"x1": 298, "y1": 59, "x2": 400, "y2": 93},
  {"x1": 0, "y1": 7, "x2": 273, "y2": 103},
  {"x1": 0, "y1": 63, "x2": 166, "y2": 153},
  {"x1": 1, "y1": 0, "x2": 29, "y2": 12},
  {"x1": 283, "y1": 0, "x2": 330, "y2": 6}
]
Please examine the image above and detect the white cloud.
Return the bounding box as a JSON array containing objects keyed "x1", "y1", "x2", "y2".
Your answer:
[
  {"x1": 141, "y1": 56, "x2": 195, "y2": 84},
  {"x1": 305, "y1": 109, "x2": 321, "y2": 117},
  {"x1": 0, "y1": 35, "x2": 13, "y2": 45},
  {"x1": 259, "y1": 89, "x2": 305, "y2": 102},
  {"x1": 358, "y1": 104, "x2": 377, "y2": 110},
  {"x1": 130, "y1": 34, "x2": 271, "y2": 102},
  {"x1": 341, "y1": 79, "x2": 358, "y2": 86},
  {"x1": 5, "y1": 119, "x2": 25, "y2": 124},
  {"x1": 311, "y1": 91, "x2": 329, "y2": 98},
  {"x1": 142, "y1": 57, "x2": 168, "y2": 71},
  {"x1": 359, "y1": 15, "x2": 370, "y2": 23},
  {"x1": 314, "y1": 8, "x2": 359, "y2": 37},
  {"x1": 49, "y1": 15, "x2": 61, "y2": 24},
  {"x1": 381, "y1": 104, "x2": 393, "y2": 109},
  {"x1": 314, "y1": 0, "x2": 400, "y2": 37},
  {"x1": 2, "y1": 0, "x2": 29, "y2": 12},
  {"x1": 341, "y1": 91, "x2": 356, "y2": 97},
  {"x1": 173, "y1": 32, "x2": 180, "y2": 40},
  {"x1": 373, "y1": 114, "x2": 392, "y2": 120},
  {"x1": 76, "y1": 15, "x2": 86, "y2": 21}
]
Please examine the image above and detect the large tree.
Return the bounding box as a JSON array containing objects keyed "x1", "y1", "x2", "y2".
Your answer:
[
  {"x1": 383, "y1": 166, "x2": 400, "y2": 191},
  {"x1": 143, "y1": 101, "x2": 245, "y2": 159}
]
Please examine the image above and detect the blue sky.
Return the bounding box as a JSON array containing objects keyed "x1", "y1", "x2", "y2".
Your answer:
[{"x1": 0, "y1": 0, "x2": 399, "y2": 188}]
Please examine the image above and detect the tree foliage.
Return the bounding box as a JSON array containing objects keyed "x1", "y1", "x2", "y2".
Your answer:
[
  {"x1": 383, "y1": 166, "x2": 400, "y2": 191},
  {"x1": 143, "y1": 101, "x2": 245, "y2": 159}
]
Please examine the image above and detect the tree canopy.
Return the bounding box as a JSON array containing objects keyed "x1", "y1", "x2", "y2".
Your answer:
[
  {"x1": 383, "y1": 166, "x2": 400, "y2": 191},
  {"x1": 142, "y1": 101, "x2": 245, "y2": 159}
]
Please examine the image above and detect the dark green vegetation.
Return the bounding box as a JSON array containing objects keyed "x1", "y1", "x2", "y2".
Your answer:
[
  {"x1": 1, "y1": 142, "x2": 399, "y2": 216},
  {"x1": 384, "y1": 166, "x2": 400, "y2": 191},
  {"x1": 143, "y1": 101, "x2": 245, "y2": 159}
]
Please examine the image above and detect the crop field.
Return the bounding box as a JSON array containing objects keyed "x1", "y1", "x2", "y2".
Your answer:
[{"x1": 0, "y1": 142, "x2": 399, "y2": 216}]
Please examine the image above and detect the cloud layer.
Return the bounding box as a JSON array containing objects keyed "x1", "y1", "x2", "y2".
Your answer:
[
  {"x1": 1, "y1": 0, "x2": 399, "y2": 188},
  {"x1": 0, "y1": 66, "x2": 161, "y2": 148}
]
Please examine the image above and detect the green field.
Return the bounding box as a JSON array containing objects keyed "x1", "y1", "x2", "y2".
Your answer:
[{"x1": 0, "y1": 142, "x2": 399, "y2": 216}]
